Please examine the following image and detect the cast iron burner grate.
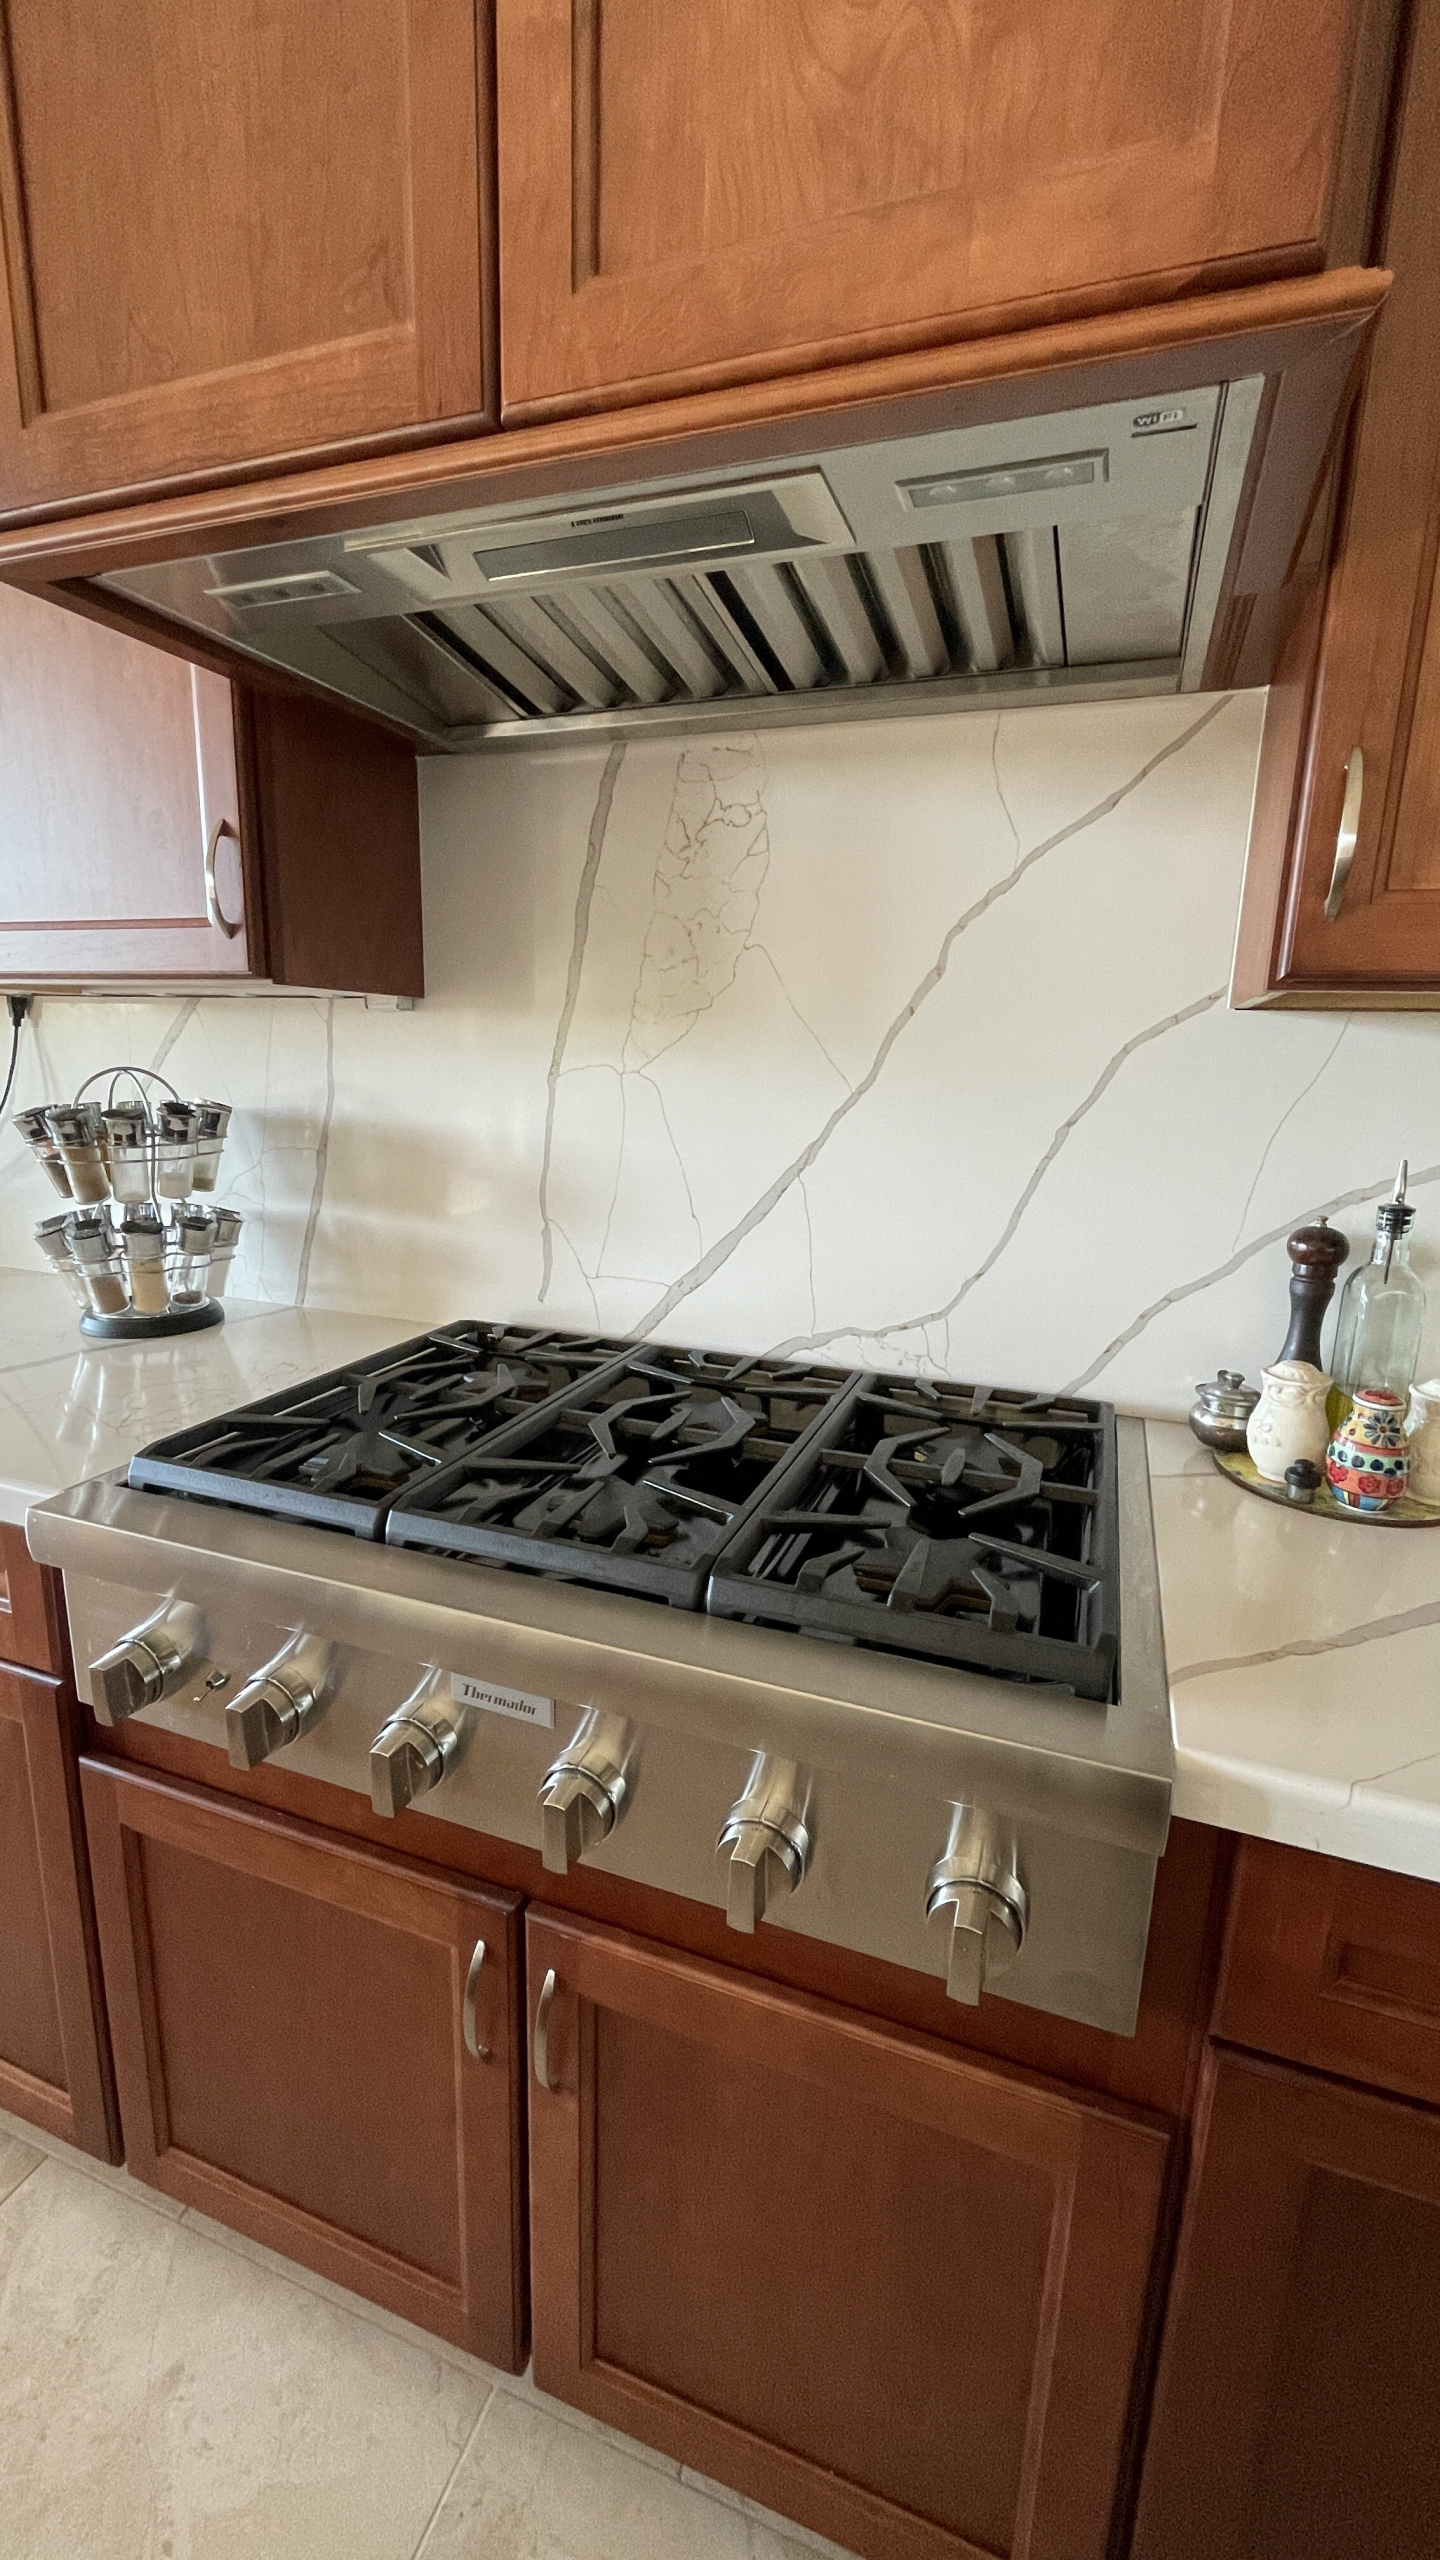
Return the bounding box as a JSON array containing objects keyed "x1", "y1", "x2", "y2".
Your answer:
[
  {"x1": 127, "y1": 1324, "x2": 636, "y2": 1535},
  {"x1": 707, "y1": 1372, "x2": 1118, "y2": 1699},
  {"x1": 384, "y1": 1345, "x2": 855, "y2": 1606},
  {"x1": 127, "y1": 1330, "x2": 1119, "y2": 1693}
]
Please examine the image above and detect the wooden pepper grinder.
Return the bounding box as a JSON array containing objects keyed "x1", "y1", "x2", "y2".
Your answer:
[{"x1": 1276, "y1": 1217, "x2": 1350, "y2": 1368}]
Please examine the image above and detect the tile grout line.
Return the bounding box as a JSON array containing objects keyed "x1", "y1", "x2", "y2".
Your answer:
[{"x1": 407, "y1": 2387, "x2": 496, "y2": 2560}]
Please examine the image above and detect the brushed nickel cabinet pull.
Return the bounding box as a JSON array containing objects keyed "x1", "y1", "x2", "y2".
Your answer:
[
  {"x1": 533, "y1": 1966, "x2": 558, "y2": 2091},
  {"x1": 462, "y1": 1939, "x2": 490, "y2": 2061},
  {"x1": 1323, "y1": 748, "x2": 1364, "y2": 923},
  {"x1": 204, "y1": 817, "x2": 243, "y2": 939}
]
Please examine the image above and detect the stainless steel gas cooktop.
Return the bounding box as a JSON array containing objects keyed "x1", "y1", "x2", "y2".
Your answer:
[{"x1": 29, "y1": 1324, "x2": 1172, "y2": 2036}]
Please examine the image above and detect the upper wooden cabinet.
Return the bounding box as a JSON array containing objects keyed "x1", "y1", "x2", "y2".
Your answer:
[
  {"x1": 0, "y1": 583, "x2": 423, "y2": 992},
  {"x1": 1234, "y1": 0, "x2": 1440, "y2": 1004},
  {"x1": 0, "y1": 0, "x2": 491, "y2": 516},
  {"x1": 495, "y1": 0, "x2": 1399, "y2": 418}
]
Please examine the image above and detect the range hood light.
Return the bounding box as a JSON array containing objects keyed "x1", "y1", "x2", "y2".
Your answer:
[{"x1": 900, "y1": 453, "x2": 1106, "y2": 509}]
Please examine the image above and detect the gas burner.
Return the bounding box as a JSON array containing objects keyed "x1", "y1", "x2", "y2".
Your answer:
[
  {"x1": 708, "y1": 1373, "x2": 1117, "y2": 1698},
  {"x1": 386, "y1": 1349, "x2": 853, "y2": 1605},
  {"x1": 128, "y1": 1334, "x2": 1118, "y2": 1694}
]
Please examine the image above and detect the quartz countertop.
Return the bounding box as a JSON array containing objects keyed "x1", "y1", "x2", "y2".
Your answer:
[
  {"x1": 4, "y1": 1271, "x2": 1438, "y2": 1886},
  {"x1": 1150, "y1": 1420, "x2": 1440, "y2": 1882},
  {"x1": 0, "y1": 1270, "x2": 416, "y2": 1533}
]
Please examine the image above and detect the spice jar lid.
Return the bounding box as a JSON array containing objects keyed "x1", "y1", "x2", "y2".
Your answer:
[
  {"x1": 101, "y1": 1104, "x2": 150, "y2": 1146},
  {"x1": 45, "y1": 1103, "x2": 103, "y2": 1146},
  {"x1": 1194, "y1": 1369, "x2": 1260, "y2": 1422},
  {"x1": 194, "y1": 1101, "x2": 231, "y2": 1140}
]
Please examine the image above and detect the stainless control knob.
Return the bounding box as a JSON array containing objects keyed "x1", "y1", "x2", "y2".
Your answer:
[
  {"x1": 538, "y1": 1709, "x2": 630, "y2": 1874},
  {"x1": 226, "y1": 1635, "x2": 333, "y2": 1770},
  {"x1": 369, "y1": 1676, "x2": 462, "y2": 1817},
  {"x1": 90, "y1": 1603, "x2": 205, "y2": 1726},
  {"x1": 716, "y1": 1755, "x2": 811, "y2": 1933},
  {"x1": 925, "y1": 1805, "x2": 1027, "y2": 2006}
]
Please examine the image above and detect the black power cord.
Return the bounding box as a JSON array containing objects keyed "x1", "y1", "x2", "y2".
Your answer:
[{"x1": 0, "y1": 993, "x2": 32, "y2": 1119}]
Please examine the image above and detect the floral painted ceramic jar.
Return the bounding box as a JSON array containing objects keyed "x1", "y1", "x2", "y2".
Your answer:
[{"x1": 1325, "y1": 1387, "x2": 1412, "y2": 1511}]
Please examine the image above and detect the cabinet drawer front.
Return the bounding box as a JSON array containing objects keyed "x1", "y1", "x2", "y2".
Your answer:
[
  {"x1": 1133, "y1": 2047, "x2": 1440, "y2": 2560},
  {"x1": 497, "y1": 0, "x2": 1390, "y2": 417},
  {"x1": 0, "y1": 1523, "x2": 63, "y2": 1674},
  {"x1": 526, "y1": 1905, "x2": 1169, "y2": 2560},
  {"x1": 1217, "y1": 1838, "x2": 1440, "y2": 2105},
  {"x1": 80, "y1": 1758, "x2": 525, "y2": 2365}
]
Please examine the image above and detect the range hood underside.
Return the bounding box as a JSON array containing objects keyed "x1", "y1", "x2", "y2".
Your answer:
[{"x1": 95, "y1": 380, "x2": 1262, "y2": 750}]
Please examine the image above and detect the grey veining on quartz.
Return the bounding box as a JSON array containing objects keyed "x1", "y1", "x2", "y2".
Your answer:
[{"x1": 4, "y1": 688, "x2": 1440, "y2": 1423}]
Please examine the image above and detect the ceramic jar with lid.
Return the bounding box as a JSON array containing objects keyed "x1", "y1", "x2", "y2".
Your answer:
[
  {"x1": 1326, "y1": 1388, "x2": 1411, "y2": 1511},
  {"x1": 1408, "y1": 1380, "x2": 1440, "y2": 1504},
  {"x1": 1189, "y1": 1371, "x2": 1259, "y2": 1453},
  {"x1": 1245, "y1": 1360, "x2": 1332, "y2": 1483}
]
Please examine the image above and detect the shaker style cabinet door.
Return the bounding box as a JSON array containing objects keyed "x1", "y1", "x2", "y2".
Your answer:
[
  {"x1": 525, "y1": 1907, "x2": 1170, "y2": 2560},
  {"x1": 0, "y1": 582, "x2": 255, "y2": 979},
  {"x1": 1233, "y1": 0, "x2": 1440, "y2": 1001},
  {"x1": 496, "y1": 0, "x2": 1397, "y2": 418},
  {"x1": 0, "y1": 582, "x2": 426, "y2": 993},
  {"x1": 81, "y1": 1761, "x2": 527, "y2": 2366},
  {"x1": 0, "y1": 0, "x2": 490, "y2": 515},
  {"x1": 0, "y1": 1667, "x2": 118, "y2": 2160},
  {"x1": 1132, "y1": 2047, "x2": 1440, "y2": 2560}
]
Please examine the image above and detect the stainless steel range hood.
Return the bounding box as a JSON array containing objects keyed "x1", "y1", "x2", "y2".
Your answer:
[{"x1": 95, "y1": 379, "x2": 1261, "y2": 750}]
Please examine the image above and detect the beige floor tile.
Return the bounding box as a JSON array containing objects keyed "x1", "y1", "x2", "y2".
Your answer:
[
  {"x1": 680, "y1": 2468, "x2": 859, "y2": 2560},
  {"x1": 416, "y1": 2388, "x2": 840, "y2": 2560},
  {"x1": 179, "y1": 2203, "x2": 509, "y2": 2386},
  {"x1": 0, "y1": 2127, "x2": 42, "y2": 2209},
  {"x1": 0, "y1": 2156, "x2": 486, "y2": 2560},
  {"x1": 0, "y1": 2103, "x2": 186, "y2": 2219}
]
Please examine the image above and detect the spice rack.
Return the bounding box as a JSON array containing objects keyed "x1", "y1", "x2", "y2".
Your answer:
[{"x1": 15, "y1": 1068, "x2": 244, "y2": 1342}]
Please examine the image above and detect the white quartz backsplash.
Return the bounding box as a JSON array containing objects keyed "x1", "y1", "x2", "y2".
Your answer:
[{"x1": 4, "y1": 686, "x2": 1440, "y2": 1418}]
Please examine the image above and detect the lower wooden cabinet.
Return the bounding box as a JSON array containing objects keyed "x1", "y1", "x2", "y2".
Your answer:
[
  {"x1": 80, "y1": 1759, "x2": 526, "y2": 2366},
  {"x1": 525, "y1": 1905, "x2": 1170, "y2": 2560},
  {"x1": 1133, "y1": 2045, "x2": 1440, "y2": 2560},
  {"x1": 0, "y1": 1665, "x2": 117, "y2": 2158}
]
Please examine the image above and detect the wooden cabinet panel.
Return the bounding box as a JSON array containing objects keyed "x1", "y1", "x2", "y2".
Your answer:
[
  {"x1": 0, "y1": 580, "x2": 253, "y2": 977},
  {"x1": 1234, "y1": 0, "x2": 1440, "y2": 1001},
  {"x1": 0, "y1": 583, "x2": 424, "y2": 992},
  {"x1": 81, "y1": 1759, "x2": 526, "y2": 2364},
  {"x1": 497, "y1": 0, "x2": 1395, "y2": 418},
  {"x1": 1215, "y1": 1837, "x2": 1440, "y2": 2107},
  {"x1": 526, "y1": 1905, "x2": 1169, "y2": 2560},
  {"x1": 0, "y1": 1667, "x2": 117, "y2": 2157},
  {"x1": 0, "y1": 0, "x2": 491, "y2": 515},
  {"x1": 1133, "y1": 2046, "x2": 1440, "y2": 2560},
  {"x1": 0, "y1": 1521, "x2": 64, "y2": 1674}
]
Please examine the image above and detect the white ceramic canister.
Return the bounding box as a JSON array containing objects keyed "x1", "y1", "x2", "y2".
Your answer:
[
  {"x1": 1407, "y1": 1379, "x2": 1440, "y2": 1503},
  {"x1": 1245, "y1": 1359, "x2": 1333, "y2": 1483}
]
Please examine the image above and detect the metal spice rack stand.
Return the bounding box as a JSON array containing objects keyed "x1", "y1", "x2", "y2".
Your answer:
[{"x1": 16, "y1": 1067, "x2": 243, "y2": 1343}]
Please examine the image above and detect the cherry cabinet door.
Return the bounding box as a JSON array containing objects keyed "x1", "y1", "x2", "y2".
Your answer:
[
  {"x1": 496, "y1": 0, "x2": 1396, "y2": 419},
  {"x1": 0, "y1": 0, "x2": 490, "y2": 516},
  {"x1": 0, "y1": 1666, "x2": 118, "y2": 2159},
  {"x1": 81, "y1": 1759, "x2": 526, "y2": 2366},
  {"x1": 1234, "y1": 0, "x2": 1440, "y2": 1001},
  {"x1": 0, "y1": 581, "x2": 255, "y2": 979},
  {"x1": 1133, "y1": 2046, "x2": 1440, "y2": 2560},
  {"x1": 525, "y1": 1906, "x2": 1169, "y2": 2560}
]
